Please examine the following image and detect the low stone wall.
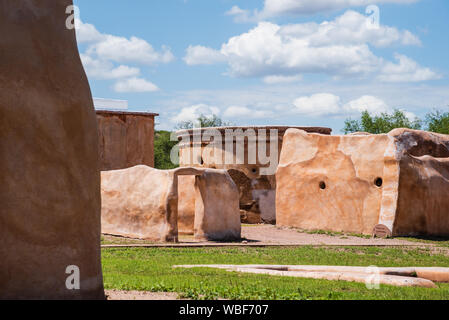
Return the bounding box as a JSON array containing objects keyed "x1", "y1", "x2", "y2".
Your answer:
[
  {"x1": 96, "y1": 111, "x2": 158, "y2": 171},
  {"x1": 101, "y1": 166, "x2": 241, "y2": 241},
  {"x1": 276, "y1": 128, "x2": 449, "y2": 237}
]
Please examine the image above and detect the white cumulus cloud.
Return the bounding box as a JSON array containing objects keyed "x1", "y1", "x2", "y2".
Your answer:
[
  {"x1": 223, "y1": 106, "x2": 274, "y2": 118},
  {"x1": 75, "y1": 19, "x2": 104, "y2": 43},
  {"x1": 80, "y1": 54, "x2": 140, "y2": 80},
  {"x1": 293, "y1": 93, "x2": 342, "y2": 116},
  {"x1": 86, "y1": 36, "x2": 174, "y2": 65},
  {"x1": 263, "y1": 75, "x2": 303, "y2": 84},
  {"x1": 278, "y1": 10, "x2": 421, "y2": 48},
  {"x1": 184, "y1": 45, "x2": 227, "y2": 65},
  {"x1": 171, "y1": 104, "x2": 221, "y2": 124},
  {"x1": 76, "y1": 19, "x2": 174, "y2": 65},
  {"x1": 113, "y1": 77, "x2": 159, "y2": 93},
  {"x1": 225, "y1": 6, "x2": 252, "y2": 23},
  {"x1": 75, "y1": 19, "x2": 173, "y2": 92},
  {"x1": 378, "y1": 53, "x2": 441, "y2": 82},
  {"x1": 227, "y1": 0, "x2": 418, "y2": 21},
  {"x1": 342, "y1": 95, "x2": 389, "y2": 114},
  {"x1": 184, "y1": 11, "x2": 436, "y2": 83},
  {"x1": 293, "y1": 93, "x2": 390, "y2": 116},
  {"x1": 187, "y1": 21, "x2": 381, "y2": 77}
]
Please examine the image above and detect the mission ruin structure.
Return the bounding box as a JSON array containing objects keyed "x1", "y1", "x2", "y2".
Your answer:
[
  {"x1": 277, "y1": 128, "x2": 449, "y2": 237},
  {"x1": 99, "y1": 123, "x2": 449, "y2": 240},
  {"x1": 176, "y1": 126, "x2": 331, "y2": 225},
  {"x1": 4, "y1": 0, "x2": 449, "y2": 301}
]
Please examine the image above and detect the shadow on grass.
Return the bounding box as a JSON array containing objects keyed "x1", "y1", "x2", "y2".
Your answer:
[{"x1": 397, "y1": 235, "x2": 449, "y2": 242}]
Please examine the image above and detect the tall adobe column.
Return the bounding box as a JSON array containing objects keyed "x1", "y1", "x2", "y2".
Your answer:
[{"x1": 0, "y1": 1, "x2": 104, "y2": 299}]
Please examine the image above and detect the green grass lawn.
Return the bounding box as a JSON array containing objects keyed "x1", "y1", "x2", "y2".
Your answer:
[
  {"x1": 395, "y1": 236, "x2": 449, "y2": 248},
  {"x1": 102, "y1": 246, "x2": 449, "y2": 300}
]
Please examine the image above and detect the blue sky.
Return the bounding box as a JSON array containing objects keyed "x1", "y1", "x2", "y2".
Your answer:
[{"x1": 73, "y1": 0, "x2": 449, "y2": 132}]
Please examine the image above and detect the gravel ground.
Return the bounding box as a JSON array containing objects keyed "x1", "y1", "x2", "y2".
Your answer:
[
  {"x1": 103, "y1": 225, "x2": 432, "y2": 247},
  {"x1": 106, "y1": 290, "x2": 181, "y2": 300},
  {"x1": 239, "y1": 225, "x2": 421, "y2": 246}
]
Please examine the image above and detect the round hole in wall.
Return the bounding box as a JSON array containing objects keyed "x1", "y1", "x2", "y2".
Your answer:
[
  {"x1": 319, "y1": 181, "x2": 326, "y2": 190},
  {"x1": 375, "y1": 177, "x2": 383, "y2": 187}
]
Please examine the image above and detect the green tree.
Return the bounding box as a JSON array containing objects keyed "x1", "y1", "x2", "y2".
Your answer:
[
  {"x1": 154, "y1": 130, "x2": 178, "y2": 169},
  {"x1": 343, "y1": 109, "x2": 422, "y2": 134},
  {"x1": 425, "y1": 109, "x2": 449, "y2": 134},
  {"x1": 176, "y1": 114, "x2": 231, "y2": 129}
]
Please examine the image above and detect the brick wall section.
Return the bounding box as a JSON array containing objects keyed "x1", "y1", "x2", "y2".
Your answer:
[{"x1": 96, "y1": 110, "x2": 158, "y2": 171}]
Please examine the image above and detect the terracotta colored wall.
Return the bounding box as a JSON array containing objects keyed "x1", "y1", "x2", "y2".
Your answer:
[
  {"x1": 96, "y1": 111, "x2": 156, "y2": 171},
  {"x1": 101, "y1": 166, "x2": 178, "y2": 242},
  {"x1": 276, "y1": 130, "x2": 391, "y2": 234},
  {"x1": 101, "y1": 166, "x2": 240, "y2": 242},
  {"x1": 276, "y1": 128, "x2": 449, "y2": 237},
  {"x1": 178, "y1": 175, "x2": 196, "y2": 234}
]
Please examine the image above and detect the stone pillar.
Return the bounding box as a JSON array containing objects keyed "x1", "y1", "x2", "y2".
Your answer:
[{"x1": 0, "y1": 1, "x2": 104, "y2": 299}]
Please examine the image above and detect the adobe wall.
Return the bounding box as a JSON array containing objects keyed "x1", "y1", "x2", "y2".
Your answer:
[
  {"x1": 101, "y1": 166, "x2": 180, "y2": 242},
  {"x1": 101, "y1": 166, "x2": 241, "y2": 242},
  {"x1": 96, "y1": 111, "x2": 157, "y2": 171},
  {"x1": 386, "y1": 129, "x2": 449, "y2": 236},
  {"x1": 0, "y1": 0, "x2": 104, "y2": 299},
  {"x1": 178, "y1": 175, "x2": 196, "y2": 234},
  {"x1": 276, "y1": 128, "x2": 449, "y2": 237},
  {"x1": 176, "y1": 126, "x2": 331, "y2": 225}
]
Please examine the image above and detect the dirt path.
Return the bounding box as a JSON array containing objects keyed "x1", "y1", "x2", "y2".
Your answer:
[
  {"x1": 102, "y1": 225, "x2": 438, "y2": 247},
  {"x1": 240, "y1": 225, "x2": 421, "y2": 246}
]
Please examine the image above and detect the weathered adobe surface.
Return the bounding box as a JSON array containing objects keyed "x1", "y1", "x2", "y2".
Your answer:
[
  {"x1": 101, "y1": 166, "x2": 241, "y2": 242},
  {"x1": 177, "y1": 126, "x2": 332, "y2": 225},
  {"x1": 178, "y1": 175, "x2": 197, "y2": 235},
  {"x1": 175, "y1": 265, "x2": 449, "y2": 288},
  {"x1": 96, "y1": 111, "x2": 157, "y2": 171},
  {"x1": 0, "y1": 0, "x2": 104, "y2": 299},
  {"x1": 276, "y1": 128, "x2": 449, "y2": 237}
]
